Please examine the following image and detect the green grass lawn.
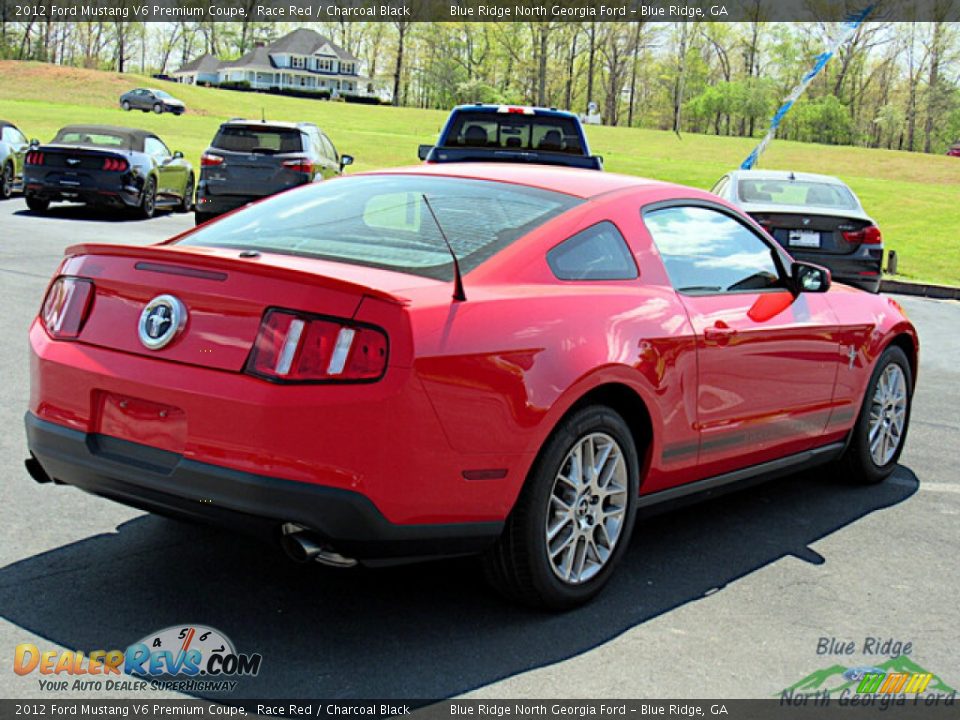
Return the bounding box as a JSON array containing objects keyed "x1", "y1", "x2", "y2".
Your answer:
[{"x1": 2, "y1": 61, "x2": 958, "y2": 286}]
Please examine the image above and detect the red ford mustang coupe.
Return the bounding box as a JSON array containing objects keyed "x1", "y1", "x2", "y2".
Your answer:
[{"x1": 25, "y1": 164, "x2": 917, "y2": 608}]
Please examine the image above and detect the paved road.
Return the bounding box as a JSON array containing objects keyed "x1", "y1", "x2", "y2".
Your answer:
[{"x1": 0, "y1": 198, "x2": 957, "y2": 700}]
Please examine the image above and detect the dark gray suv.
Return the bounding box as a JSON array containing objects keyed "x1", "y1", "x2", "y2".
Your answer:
[{"x1": 195, "y1": 120, "x2": 353, "y2": 225}]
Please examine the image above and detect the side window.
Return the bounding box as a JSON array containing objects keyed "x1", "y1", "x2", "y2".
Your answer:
[
  {"x1": 321, "y1": 134, "x2": 338, "y2": 162},
  {"x1": 643, "y1": 206, "x2": 783, "y2": 294},
  {"x1": 144, "y1": 137, "x2": 171, "y2": 160},
  {"x1": 547, "y1": 222, "x2": 638, "y2": 281},
  {"x1": 2, "y1": 126, "x2": 25, "y2": 144},
  {"x1": 710, "y1": 176, "x2": 728, "y2": 197}
]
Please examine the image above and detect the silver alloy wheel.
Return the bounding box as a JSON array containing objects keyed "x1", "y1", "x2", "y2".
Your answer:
[
  {"x1": 1, "y1": 164, "x2": 12, "y2": 198},
  {"x1": 545, "y1": 432, "x2": 628, "y2": 585},
  {"x1": 868, "y1": 363, "x2": 908, "y2": 466}
]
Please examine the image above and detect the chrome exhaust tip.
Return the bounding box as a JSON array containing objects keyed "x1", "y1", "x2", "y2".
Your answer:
[{"x1": 280, "y1": 523, "x2": 358, "y2": 568}]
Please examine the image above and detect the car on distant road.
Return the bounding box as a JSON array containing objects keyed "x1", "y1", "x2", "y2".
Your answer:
[
  {"x1": 711, "y1": 170, "x2": 883, "y2": 293},
  {"x1": 195, "y1": 119, "x2": 352, "y2": 225},
  {"x1": 1, "y1": 120, "x2": 30, "y2": 200},
  {"x1": 419, "y1": 104, "x2": 603, "y2": 170},
  {"x1": 947, "y1": 143, "x2": 960, "y2": 158},
  {"x1": 25, "y1": 163, "x2": 917, "y2": 609},
  {"x1": 23, "y1": 124, "x2": 194, "y2": 218},
  {"x1": 120, "y1": 88, "x2": 186, "y2": 115}
]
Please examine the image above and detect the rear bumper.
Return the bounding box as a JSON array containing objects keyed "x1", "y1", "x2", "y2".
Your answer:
[
  {"x1": 25, "y1": 179, "x2": 141, "y2": 208},
  {"x1": 25, "y1": 413, "x2": 503, "y2": 562},
  {"x1": 789, "y1": 247, "x2": 883, "y2": 293}
]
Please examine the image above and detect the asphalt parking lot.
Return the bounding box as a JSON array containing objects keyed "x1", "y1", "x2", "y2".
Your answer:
[{"x1": 0, "y1": 198, "x2": 957, "y2": 700}]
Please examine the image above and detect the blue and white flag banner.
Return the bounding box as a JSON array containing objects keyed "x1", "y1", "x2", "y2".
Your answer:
[{"x1": 740, "y1": 5, "x2": 876, "y2": 170}]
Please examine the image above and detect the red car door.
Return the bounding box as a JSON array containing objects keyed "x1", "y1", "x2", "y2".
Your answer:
[{"x1": 643, "y1": 203, "x2": 842, "y2": 478}]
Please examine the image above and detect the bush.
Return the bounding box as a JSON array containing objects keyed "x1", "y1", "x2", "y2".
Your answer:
[
  {"x1": 342, "y1": 94, "x2": 385, "y2": 105},
  {"x1": 217, "y1": 80, "x2": 252, "y2": 91}
]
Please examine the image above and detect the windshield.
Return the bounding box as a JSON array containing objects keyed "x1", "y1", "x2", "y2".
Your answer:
[
  {"x1": 212, "y1": 126, "x2": 302, "y2": 154},
  {"x1": 179, "y1": 176, "x2": 580, "y2": 280},
  {"x1": 442, "y1": 111, "x2": 585, "y2": 155},
  {"x1": 738, "y1": 179, "x2": 858, "y2": 210}
]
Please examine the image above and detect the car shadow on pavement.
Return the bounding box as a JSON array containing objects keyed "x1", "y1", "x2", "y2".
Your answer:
[
  {"x1": 13, "y1": 206, "x2": 170, "y2": 223},
  {"x1": 0, "y1": 465, "x2": 918, "y2": 699}
]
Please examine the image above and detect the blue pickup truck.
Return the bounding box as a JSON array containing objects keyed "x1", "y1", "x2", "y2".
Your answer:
[{"x1": 418, "y1": 104, "x2": 603, "y2": 170}]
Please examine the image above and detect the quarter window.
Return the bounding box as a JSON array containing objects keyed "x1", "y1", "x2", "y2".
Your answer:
[
  {"x1": 644, "y1": 206, "x2": 783, "y2": 294},
  {"x1": 547, "y1": 222, "x2": 638, "y2": 281}
]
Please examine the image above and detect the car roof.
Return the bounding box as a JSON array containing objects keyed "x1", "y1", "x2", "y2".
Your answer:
[
  {"x1": 221, "y1": 120, "x2": 313, "y2": 130},
  {"x1": 728, "y1": 169, "x2": 847, "y2": 185},
  {"x1": 0, "y1": 120, "x2": 15, "y2": 130},
  {"x1": 359, "y1": 162, "x2": 681, "y2": 199},
  {"x1": 54, "y1": 124, "x2": 154, "y2": 142},
  {"x1": 451, "y1": 103, "x2": 580, "y2": 120}
]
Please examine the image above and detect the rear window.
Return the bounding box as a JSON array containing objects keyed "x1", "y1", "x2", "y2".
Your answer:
[
  {"x1": 442, "y1": 111, "x2": 585, "y2": 155},
  {"x1": 212, "y1": 126, "x2": 303, "y2": 154},
  {"x1": 53, "y1": 131, "x2": 128, "y2": 148},
  {"x1": 179, "y1": 176, "x2": 580, "y2": 280},
  {"x1": 737, "y1": 179, "x2": 857, "y2": 210}
]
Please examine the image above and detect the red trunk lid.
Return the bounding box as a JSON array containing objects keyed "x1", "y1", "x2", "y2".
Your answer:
[{"x1": 58, "y1": 243, "x2": 427, "y2": 371}]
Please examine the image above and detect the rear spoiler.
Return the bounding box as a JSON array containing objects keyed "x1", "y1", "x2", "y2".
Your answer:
[
  {"x1": 63, "y1": 243, "x2": 406, "y2": 306},
  {"x1": 419, "y1": 145, "x2": 603, "y2": 170}
]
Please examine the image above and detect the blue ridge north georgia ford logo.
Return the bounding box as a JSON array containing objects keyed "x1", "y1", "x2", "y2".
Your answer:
[{"x1": 138, "y1": 294, "x2": 187, "y2": 350}]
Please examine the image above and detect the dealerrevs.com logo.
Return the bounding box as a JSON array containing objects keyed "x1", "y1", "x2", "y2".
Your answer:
[{"x1": 14, "y1": 625, "x2": 262, "y2": 693}]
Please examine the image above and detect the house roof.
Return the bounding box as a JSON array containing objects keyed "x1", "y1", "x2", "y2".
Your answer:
[
  {"x1": 173, "y1": 53, "x2": 221, "y2": 75},
  {"x1": 220, "y1": 45, "x2": 277, "y2": 72},
  {"x1": 267, "y1": 28, "x2": 361, "y2": 63}
]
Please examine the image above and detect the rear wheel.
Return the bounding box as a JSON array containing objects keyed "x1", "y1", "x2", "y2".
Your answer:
[
  {"x1": 194, "y1": 211, "x2": 214, "y2": 226},
  {"x1": 176, "y1": 173, "x2": 195, "y2": 213},
  {"x1": 835, "y1": 345, "x2": 912, "y2": 484},
  {"x1": 138, "y1": 177, "x2": 157, "y2": 219},
  {"x1": 483, "y1": 405, "x2": 639, "y2": 609},
  {"x1": 26, "y1": 196, "x2": 49, "y2": 213},
  {"x1": 0, "y1": 162, "x2": 13, "y2": 200}
]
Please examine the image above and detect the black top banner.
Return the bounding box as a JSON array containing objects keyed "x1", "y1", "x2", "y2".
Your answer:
[{"x1": 2, "y1": 0, "x2": 959, "y2": 23}]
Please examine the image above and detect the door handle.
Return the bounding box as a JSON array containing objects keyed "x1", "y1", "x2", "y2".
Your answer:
[{"x1": 704, "y1": 323, "x2": 737, "y2": 345}]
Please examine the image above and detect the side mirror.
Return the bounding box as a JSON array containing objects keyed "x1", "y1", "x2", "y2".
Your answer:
[
  {"x1": 339, "y1": 154, "x2": 354, "y2": 171},
  {"x1": 418, "y1": 144, "x2": 433, "y2": 161},
  {"x1": 792, "y1": 261, "x2": 831, "y2": 293},
  {"x1": 173, "y1": 151, "x2": 184, "y2": 159},
  {"x1": 30, "y1": 138, "x2": 40, "y2": 147}
]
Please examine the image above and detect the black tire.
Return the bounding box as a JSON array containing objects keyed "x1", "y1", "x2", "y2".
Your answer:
[
  {"x1": 153, "y1": 103, "x2": 163, "y2": 114},
  {"x1": 835, "y1": 345, "x2": 913, "y2": 484},
  {"x1": 0, "y1": 162, "x2": 13, "y2": 200},
  {"x1": 176, "y1": 173, "x2": 195, "y2": 213},
  {"x1": 194, "y1": 211, "x2": 214, "y2": 226},
  {"x1": 26, "y1": 196, "x2": 49, "y2": 213},
  {"x1": 483, "y1": 405, "x2": 640, "y2": 609},
  {"x1": 121, "y1": 100, "x2": 131, "y2": 111},
  {"x1": 138, "y1": 176, "x2": 157, "y2": 219}
]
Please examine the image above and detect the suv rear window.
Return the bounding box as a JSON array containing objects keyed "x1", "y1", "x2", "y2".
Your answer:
[
  {"x1": 179, "y1": 176, "x2": 581, "y2": 280},
  {"x1": 212, "y1": 126, "x2": 302, "y2": 154},
  {"x1": 442, "y1": 112, "x2": 584, "y2": 155}
]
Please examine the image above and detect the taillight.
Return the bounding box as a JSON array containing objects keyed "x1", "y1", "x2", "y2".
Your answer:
[
  {"x1": 842, "y1": 225, "x2": 882, "y2": 245},
  {"x1": 102, "y1": 157, "x2": 128, "y2": 172},
  {"x1": 26, "y1": 151, "x2": 44, "y2": 165},
  {"x1": 246, "y1": 309, "x2": 388, "y2": 383},
  {"x1": 281, "y1": 158, "x2": 313, "y2": 174},
  {"x1": 201, "y1": 153, "x2": 224, "y2": 167},
  {"x1": 40, "y1": 277, "x2": 94, "y2": 340}
]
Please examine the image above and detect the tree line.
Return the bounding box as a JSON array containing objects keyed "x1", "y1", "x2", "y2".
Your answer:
[{"x1": 2, "y1": 19, "x2": 958, "y2": 153}]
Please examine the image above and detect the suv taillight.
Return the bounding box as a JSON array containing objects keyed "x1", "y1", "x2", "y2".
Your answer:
[
  {"x1": 40, "y1": 277, "x2": 94, "y2": 340},
  {"x1": 842, "y1": 225, "x2": 882, "y2": 245},
  {"x1": 246, "y1": 309, "x2": 388, "y2": 383},
  {"x1": 102, "y1": 157, "x2": 129, "y2": 172},
  {"x1": 25, "y1": 151, "x2": 44, "y2": 165},
  {"x1": 201, "y1": 153, "x2": 224, "y2": 167},
  {"x1": 281, "y1": 158, "x2": 313, "y2": 174}
]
